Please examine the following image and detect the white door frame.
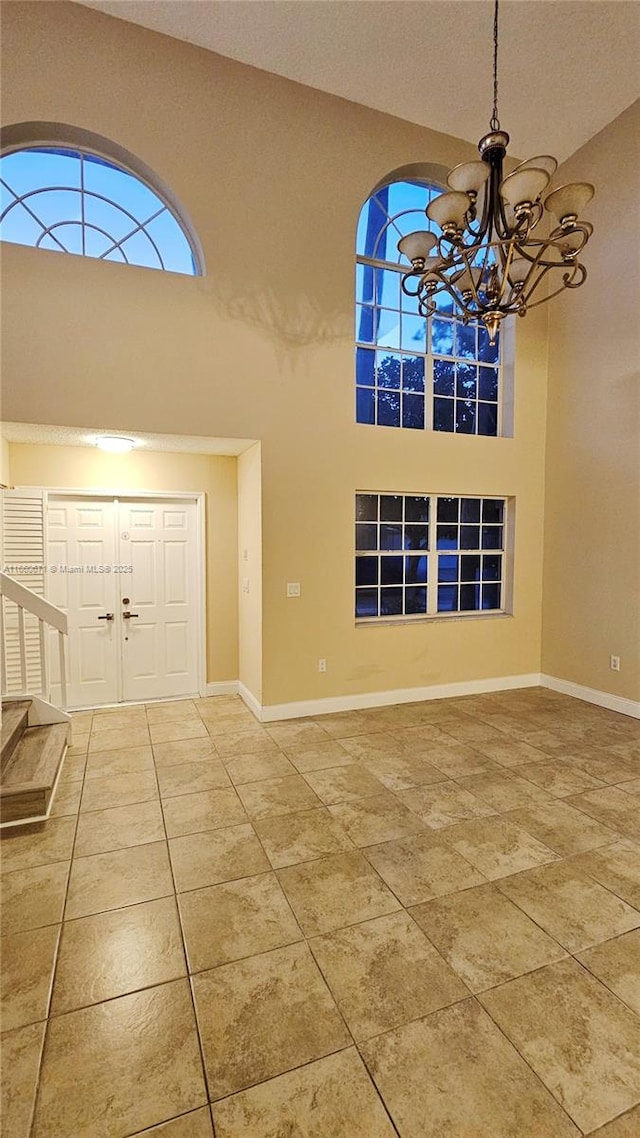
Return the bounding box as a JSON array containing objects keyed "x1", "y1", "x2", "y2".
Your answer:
[{"x1": 43, "y1": 487, "x2": 207, "y2": 706}]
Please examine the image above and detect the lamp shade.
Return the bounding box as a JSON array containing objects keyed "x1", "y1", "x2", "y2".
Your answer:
[
  {"x1": 544, "y1": 182, "x2": 595, "y2": 221},
  {"x1": 397, "y1": 230, "x2": 438, "y2": 262},
  {"x1": 508, "y1": 257, "x2": 531, "y2": 285},
  {"x1": 426, "y1": 191, "x2": 470, "y2": 230},
  {"x1": 514, "y1": 155, "x2": 558, "y2": 179},
  {"x1": 447, "y1": 161, "x2": 490, "y2": 194},
  {"x1": 500, "y1": 167, "x2": 550, "y2": 207},
  {"x1": 454, "y1": 266, "x2": 482, "y2": 294}
]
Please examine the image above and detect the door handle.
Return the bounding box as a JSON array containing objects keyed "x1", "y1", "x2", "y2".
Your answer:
[
  {"x1": 98, "y1": 613, "x2": 114, "y2": 621},
  {"x1": 122, "y1": 612, "x2": 139, "y2": 619}
]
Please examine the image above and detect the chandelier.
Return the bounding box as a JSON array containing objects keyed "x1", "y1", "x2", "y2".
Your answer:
[{"x1": 398, "y1": 0, "x2": 595, "y2": 343}]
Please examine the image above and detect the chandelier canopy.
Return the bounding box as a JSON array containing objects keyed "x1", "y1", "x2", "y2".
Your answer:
[{"x1": 398, "y1": 0, "x2": 595, "y2": 343}]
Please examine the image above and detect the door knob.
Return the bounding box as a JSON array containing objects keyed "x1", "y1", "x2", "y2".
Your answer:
[
  {"x1": 122, "y1": 612, "x2": 139, "y2": 619},
  {"x1": 98, "y1": 613, "x2": 114, "y2": 621}
]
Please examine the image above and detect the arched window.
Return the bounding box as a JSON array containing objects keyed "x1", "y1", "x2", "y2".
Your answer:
[
  {"x1": 0, "y1": 135, "x2": 201, "y2": 276},
  {"x1": 356, "y1": 177, "x2": 502, "y2": 435}
]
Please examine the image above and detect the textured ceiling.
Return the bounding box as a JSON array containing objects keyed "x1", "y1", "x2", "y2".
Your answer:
[
  {"x1": 2, "y1": 423, "x2": 256, "y2": 456},
  {"x1": 77, "y1": 0, "x2": 640, "y2": 162}
]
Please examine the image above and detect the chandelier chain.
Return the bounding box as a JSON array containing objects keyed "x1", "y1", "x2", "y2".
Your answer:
[{"x1": 490, "y1": 0, "x2": 500, "y2": 131}]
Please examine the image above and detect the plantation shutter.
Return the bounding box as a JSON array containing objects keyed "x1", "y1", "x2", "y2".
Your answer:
[{"x1": 1, "y1": 489, "x2": 45, "y2": 694}]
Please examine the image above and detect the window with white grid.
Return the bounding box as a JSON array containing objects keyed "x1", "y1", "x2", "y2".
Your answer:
[
  {"x1": 356, "y1": 492, "x2": 509, "y2": 620},
  {"x1": 356, "y1": 179, "x2": 502, "y2": 435}
]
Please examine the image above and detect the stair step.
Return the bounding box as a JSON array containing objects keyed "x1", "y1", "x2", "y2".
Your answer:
[
  {"x1": 0, "y1": 723, "x2": 69, "y2": 824},
  {"x1": 1, "y1": 700, "x2": 32, "y2": 774}
]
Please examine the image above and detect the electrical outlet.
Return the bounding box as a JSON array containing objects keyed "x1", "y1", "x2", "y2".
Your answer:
[
  {"x1": 286, "y1": 582, "x2": 301, "y2": 598},
  {"x1": 318, "y1": 658, "x2": 327, "y2": 673},
  {"x1": 610, "y1": 655, "x2": 621, "y2": 672}
]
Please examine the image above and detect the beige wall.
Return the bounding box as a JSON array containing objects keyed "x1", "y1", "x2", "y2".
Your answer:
[
  {"x1": 2, "y1": 2, "x2": 552, "y2": 707},
  {"x1": 0, "y1": 437, "x2": 10, "y2": 486},
  {"x1": 8, "y1": 443, "x2": 239, "y2": 685},
  {"x1": 542, "y1": 102, "x2": 640, "y2": 702}
]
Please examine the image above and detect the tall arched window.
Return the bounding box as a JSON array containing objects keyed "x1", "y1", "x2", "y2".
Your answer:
[
  {"x1": 0, "y1": 134, "x2": 201, "y2": 276},
  {"x1": 356, "y1": 178, "x2": 501, "y2": 435}
]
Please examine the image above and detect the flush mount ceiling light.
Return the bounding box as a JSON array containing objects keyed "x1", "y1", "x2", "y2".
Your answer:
[
  {"x1": 96, "y1": 435, "x2": 135, "y2": 453},
  {"x1": 398, "y1": 0, "x2": 595, "y2": 343}
]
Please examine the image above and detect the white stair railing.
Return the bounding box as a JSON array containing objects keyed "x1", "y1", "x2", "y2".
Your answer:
[{"x1": 0, "y1": 572, "x2": 68, "y2": 709}]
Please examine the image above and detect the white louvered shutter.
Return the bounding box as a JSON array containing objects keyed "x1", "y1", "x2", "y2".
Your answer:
[{"x1": 2, "y1": 489, "x2": 46, "y2": 694}]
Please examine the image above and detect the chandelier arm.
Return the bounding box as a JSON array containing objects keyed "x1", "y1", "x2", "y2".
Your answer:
[{"x1": 522, "y1": 262, "x2": 588, "y2": 310}]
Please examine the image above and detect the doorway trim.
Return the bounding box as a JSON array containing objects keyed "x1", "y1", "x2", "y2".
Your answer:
[{"x1": 42, "y1": 486, "x2": 207, "y2": 706}]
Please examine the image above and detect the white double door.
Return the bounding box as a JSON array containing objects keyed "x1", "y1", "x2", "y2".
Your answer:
[{"x1": 46, "y1": 495, "x2": 201, "y2": 708}]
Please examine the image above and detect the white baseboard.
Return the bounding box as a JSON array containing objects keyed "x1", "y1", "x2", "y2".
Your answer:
[
  {"x1": 540, "y1": 674, "x2": 640, "y2": 720},
  {"x1": 238, "y1": 683, "x2": 262, "y2": 721},
  {"x1": 203, "y1": 681, "x2": 240, "y2": 697},
  {"x1": 251, "y1": 673, "x2": 542, "y2": 724}
]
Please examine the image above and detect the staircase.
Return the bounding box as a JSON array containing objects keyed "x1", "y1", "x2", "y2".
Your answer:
[
  {"x1": 1, "y1": 700, "x2": 69, "y2": 823},
  {"x1": 1, "y1": 572, "x2": 70, "y2": 825}
]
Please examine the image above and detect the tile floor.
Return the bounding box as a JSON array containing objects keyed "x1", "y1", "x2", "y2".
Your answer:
[{"x1": 1, "y1": 687, "x2": 639, "y2": 1137}]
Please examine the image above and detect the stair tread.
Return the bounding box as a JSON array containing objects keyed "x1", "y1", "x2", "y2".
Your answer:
[
  {"x1": 1, "y1": 700, "x2": 32, "y2": 772},
  {"x1": 2, "y1": 723, "x2": 69, "y2": 791}
]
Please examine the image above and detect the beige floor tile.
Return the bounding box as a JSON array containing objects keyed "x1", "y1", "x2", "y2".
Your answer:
[
  {"x1": 567, "y1": 787, "x2": 639, "y2": 839},
  {"x1": 91, "y1": 709, "x2": 148, "y2": 732},
  {"x1": 0, "y1": 817, "x2": 76, "y2": 874},
  {"x1": 65, "y1": 841, "x2": 173, "y2": 919},
  {"x1": 472, "y1": 737, "x2": 553, "y2": 768},
  {"x1": 440, "y1": 721, "x2": 508, "y2": 746},
  {"x1": 0, "y1": 861, "x2": 69, "y2": 934},
  {"x1": 510, "y1": 800, "x2": 620, "y2": 857},
  {"x1": 192, "y1": 941, "x2": 350, "y2": 1100},
  {"x1": 80, "y1": 770, "x2": 158, "y2": 813},
  {"x1": 145, "y1": 700, "x2": 197, "y2": 723},
  {"x1": 74, "y1": 799, "x2": 165, "y2": 857},
  {"x1": 309, "y1": 910, "x2": 467, "y2": 1040},
  {"x1": 446, "y1": 816, "x2": 560, "y2": 879},
  {"x1": 285, "y1": 739, "x2": 354, "y2": 772},
  {"x1": 311, "y1": 711, "x2": 373, "y2": 739},
  {"x1": 416, "y1": 742, "x2": 501, "y2": 779},
  {"x1": 577, "y1": 930, "x2": 640, "y2": 1015},
  {"x1": 150, "y1": 719, "x2": 209, "y2": 745},
  {"x1": 517, "y1": 758, "x2": 606, "y2": 797},
  {"x1": 567, "y1": 753, "x2": 640, "y2": 786},
  {"x1": 169, "y1": 823, "x2": 270, "y2": 892},
  {"x1": 179, "y1": 871, "x2": 302, "y2": 971},
  {"x1": 235, "y1": 774, "x2": 321, "y2": 819},
  {"x1": 51, "y1": 896, "x2": 186, "y2": 1014},
  {"x1": 157, "y1": 758, "x2": 231, "y2": 798},
  {"x1": 479, "y1": 958, "x2": 640, "y2": 1134},
  {"x1": 0, "y1": 1020, "x2": 46, "y2": 1138},
  {"x1": 277, "y1": 849, "x2": 401, "y2": 935},
  {"x1": 571, "y1": 840, "x2": 640, "y2": 908},
  {"x1": 223, "y1": 751, "x2": 296, "y2": 785},
  {"x1": 356, "y1": 748, "x2": 450, "y2": 791},
  {"x1": 620, "y1": 777, "x2": 640, "y2": 794},
  {"x1": 497, "y1": 860, "x2": 640, "y2": 952},
  {"x1": 214, "y1": 727, "x2": 281, "y2": 757},
  {"x1": 328, "y1": 792, "x2": 426, "y2": 846},
  {"x1": 266, "y1": 721, "x2": 331, "y2": 749},
  {"x1": 162, "y1": 788, "x2": 247, "y2": 839},
  {"x1": 456, "y1": 770, "x2": 553, "y2": 811},
  {"x1": 1, "y1": 923, "x2": 60, "y2": 1030},
  {"x1": 66, "y1": 735, "x2": 90, "y2": 757},
  {"x1": 396, "y1": 780, "x2": 498, "y2": 829},
  {"x1": 363, "y1": 831, "x2": 486, "y2": 905},
  {"x1": 48, "y1": 779, "x2": 82, "y2": 817},
  {"x1": 587, "y1": 1105, "x2": 640, "y2": 1137},
  {"x1": 361, "y1": 997, "x2": 580, "y2": 1138},
  {"x1": 89, "y1": 725, "x2": 151, "y2": 752},
  {"x1": 339, "y1": 730, "x2": 411, "y2": 760},
  {"x1": 32, "y1": 979, "x2": 207, "y2": 1138},
  {"x1": 518, "y1": 729, "x2": 576, "y2": 757},
  {"x1": 129, "y1": 1106, "x2": 214, "y2": 1135},
  {"x1": 152, "y1": 737, "x2": 216, "y2": 767},
  {"x1": 84, "y1": 744, "x2": 155, "y2": 780},
  {"x1": 254, "y1": 806, "x2": 354, "y2": 868},
  {"x1": 58, "y1": 752, "x2": 87, "y2": 783},
  {"x1": 411, "y1": 882, "x2": 566, "y2": 992},
  {"x1": 303, "y1": 764, "x2": 387, "y2": 804},
  {"x1": 212, "y1": 1047, "x2": 397, "y2": 1138}
]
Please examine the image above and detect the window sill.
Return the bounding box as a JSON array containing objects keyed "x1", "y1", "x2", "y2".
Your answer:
[{"x1": 356, "y1": 611, "x2": 512, "y2": 629}]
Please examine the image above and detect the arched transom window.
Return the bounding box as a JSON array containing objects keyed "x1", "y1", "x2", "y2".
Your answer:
[
  {"x1": 356, "y1": 179, "x2": 501, "y2": 435},
  {"x1": 0, "y1": 146, "x2": 200, "y2": 275}
]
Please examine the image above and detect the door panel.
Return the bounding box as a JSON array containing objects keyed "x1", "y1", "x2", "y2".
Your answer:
[{"x1": 47, "y1": 498, "x2": 119, "y2": 707}]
